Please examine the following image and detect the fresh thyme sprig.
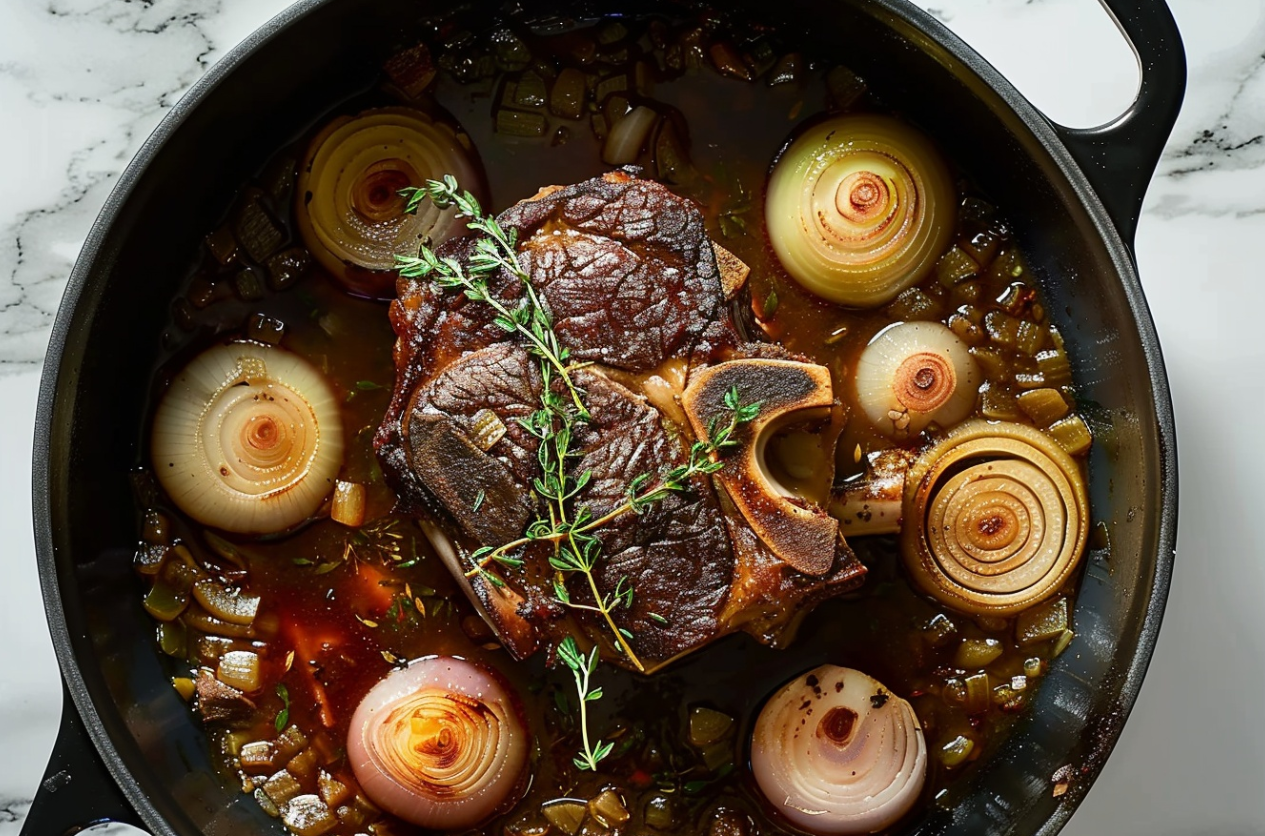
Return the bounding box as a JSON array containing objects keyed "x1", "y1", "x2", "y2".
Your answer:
[{"x1": 557, "y1": 635, "x2": 613, "y2": 771}]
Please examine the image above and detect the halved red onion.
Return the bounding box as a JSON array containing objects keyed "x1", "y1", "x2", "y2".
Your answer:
[
  {"x1": 296, "y1": 106, "x2": 482, "y2": 298},
  {"x1": 751, "y1": 665, "x2": 926, "y2": 834},
  {"x1": 348, "y1": 656, "x2": 528, "y2": 830}
]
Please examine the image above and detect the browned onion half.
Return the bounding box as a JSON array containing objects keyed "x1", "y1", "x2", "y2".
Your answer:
[
  {"x1": 296, "y1": 106, "x2": 482, "y2": 298},
  {"x1": 901, "y1": 420, "x2": 1089, "y2": 616},
  {"x1": 751, "y1": 665, "x2": 926, "y2": 834},
  {"x1": 766, "y1": 115, "x2": 954, "y2": 308},
  {"x1": 348, "y1": 656, "x2": 529, "y2": 830}
]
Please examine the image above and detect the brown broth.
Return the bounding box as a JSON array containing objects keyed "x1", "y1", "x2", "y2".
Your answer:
[{"x1": 135, "y1": 10, "x2": 1088, "y2": 836}]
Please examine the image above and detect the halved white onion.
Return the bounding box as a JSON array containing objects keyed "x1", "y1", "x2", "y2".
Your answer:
[
  {"x1": 151, "y1": 342, "x2": 343, "y2": 534},
  {"x1": 296, "y1": 106, "x2": 481, "y2": 296},
  {"x1": 752, "y1": 665, "x2": 926, "y2": 835},
  {"x1": 766, "y1": 115, "x2": 954, "y2": 307},
  {"x1": 348, "y1": 656, "x2": 529, "y2": 830},
  {"x1": 901, "y1": 420, "x2": 1089, "y2": 616},
  {"x1": 854, "y1": 321, "x2": 979, "y2": 439}
]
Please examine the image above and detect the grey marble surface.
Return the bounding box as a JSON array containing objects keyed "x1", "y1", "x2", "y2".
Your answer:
[{"x1": 1, "y1": 0, "x2": 1263, "y2": 833}]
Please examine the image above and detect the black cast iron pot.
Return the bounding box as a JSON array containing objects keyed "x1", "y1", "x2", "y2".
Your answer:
[{"x1": 28, "y1": 0, "x2": 1183, "y2": 834}]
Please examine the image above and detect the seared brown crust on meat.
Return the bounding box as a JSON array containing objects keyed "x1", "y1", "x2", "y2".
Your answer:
[
  {"x1": 376, "y1": 172, "x2": 864, "y2": 673},
  {"x1": 505, "y1": 170, "x2": 724, "y2": 371}
]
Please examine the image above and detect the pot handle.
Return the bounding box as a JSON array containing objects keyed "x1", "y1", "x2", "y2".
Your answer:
[
  {"x1": 20, "y1": 687, "x2": 143, "y2": 836},
  {"x1": 1048, "y1": 0, "x2": 1186, "y2": 245}
]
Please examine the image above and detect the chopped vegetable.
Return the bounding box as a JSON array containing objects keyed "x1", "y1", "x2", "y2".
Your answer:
[
  {"x1": 542, "y1": 799, "x2": 588, "y2": 836},
  {"x1": 330, "y1": 480, "x2": 367, "y2": 527}
]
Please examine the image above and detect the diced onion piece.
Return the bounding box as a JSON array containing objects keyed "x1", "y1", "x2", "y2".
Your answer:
[
  {"x1": 296, "y1": 107, "x2": 482, "y2": 298},
  {"x1": 282, "y1": 794, "x2": 337, "y2": 836},
  {"x1": 751, "y1": 665, "x2": 926, "y2": 834},
  {"x1": 543, "y1": 799, "x2": 588, "y2": 836},
  {"x1": 151, "y1": 342, "x2": 344, "y2": 535},
  {"x1": 470, "y1": 409, "x2": 508, "y2": 451},
  {"x1": 217, "y1": 650, "x2": 261, "y2": 693},
  {"x1": 854, "y1": 321, "x2": 979, "y2": 439},
  {"x1": 193, "y1": 579, "x2": 260, "y2": 626},
  {"x1": 589, "y1": 790, "x2": 631, "y2": 827},
  {"x1": 766, "y1": 115, "x2": 954, "y2": 307},
  {"x1": 348, "y1": 656, "x2": 529, "y2": 830},
  {"x1": 331, "y1": 480, "x2": 367, "y2": 527},
  {"x1": 602, "y1": 106, "x2": 658, "y2": 165}
]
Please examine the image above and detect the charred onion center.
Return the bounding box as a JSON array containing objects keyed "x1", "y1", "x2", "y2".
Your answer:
[
  {"x1": 352, "y1": 161, "x2": 417, "y2": 222},
  {"x1": 894, "y1": 351, "x2": 956, "y2": 413},
  {"x1": 373, "y1": 690, "x2": 501, "y2": 796},
  {"x1": 243, "y1": 414, "x2": 283, "y2": 452},
  {"x1": 836, "y1": 170, "x2": 892, "y2": 224},
  {"x1": 818, "y1": 706, "x2": 858, "y2": 746},
  {"x1": 966, "y1": 499, "x2": 1021, "y2": 551}
]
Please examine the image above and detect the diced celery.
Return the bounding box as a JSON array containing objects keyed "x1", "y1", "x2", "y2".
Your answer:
[
  {"x1": 688, "y1": 706, "x2": 734, "y2": 746},
  {"x1": 1017, "y1": 388, "x2": 1070, "y2": 427},
  {"x1": 1017, "y1": 597, "x2": 1070, "y2": 646},
  {"x1": 939, "y1": 734, "x2": 975, "y2": 767},
  {"x1": 963, "y1": 672, "x2": 991, "y2": 714},
  {"x1": 1048, "y1": 414, "x2": 1093, "y2": 456},
  {"x1": 984, "y1": 310, "x2": 1020, "y2": 348},
  {"x1": 936, "y1": 246, "x2": 979, "y2": 288},
  {"x1": 144, "y1": 580, "x2": 189, "y2": 622},
  {"x1": 955, "y1": 638, "x2": 1004, "y2": 669},
  {"x1": 496, "y1": 108, "x2": 547, "y2": 138}
]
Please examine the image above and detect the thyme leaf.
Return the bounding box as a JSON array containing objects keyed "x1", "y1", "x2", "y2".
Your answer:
[{"x1": 274, "y1": 683, "x2": 290, "y2": 733}]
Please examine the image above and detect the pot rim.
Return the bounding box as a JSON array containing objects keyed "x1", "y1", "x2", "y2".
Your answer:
[{"x1": 31, "y1": 1, "x2": 1178, "y2": 834}]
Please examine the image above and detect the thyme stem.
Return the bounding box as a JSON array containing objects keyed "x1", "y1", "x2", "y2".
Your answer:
[{"x1": 558, "y1": 636, "x2": 613, "y2": 771}]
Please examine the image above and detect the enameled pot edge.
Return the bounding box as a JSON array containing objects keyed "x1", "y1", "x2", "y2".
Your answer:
[{"x1": 28, "y1": 1, "x2": 1182, "y2": 833}]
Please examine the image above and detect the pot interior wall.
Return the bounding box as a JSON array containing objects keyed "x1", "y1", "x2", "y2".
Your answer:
[{"x1": 43, "y1": 1, "x2": 1167, "y2": 834}]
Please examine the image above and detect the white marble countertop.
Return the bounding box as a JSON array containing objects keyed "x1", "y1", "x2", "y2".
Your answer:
[{"x1": 1, "y1": 0, "x2": 1262, "y2": 833}]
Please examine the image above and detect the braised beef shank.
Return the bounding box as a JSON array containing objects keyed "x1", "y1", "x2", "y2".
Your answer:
[{"x1": 376, "y1": 171, "x2": 864, "y2": 672}]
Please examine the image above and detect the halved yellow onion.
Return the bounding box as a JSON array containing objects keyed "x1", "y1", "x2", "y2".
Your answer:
[
  {"x1": 855, "y1": 321, "x2": 979, "y2": 439},
  {"x1": 901, "y1": 420, "x2": 1089, "y2": 617},
  {"x1": 151, "y1": 342, "x2": 343, "y2": 534},
  {"x1": 751, "y1": 665, "x2": 926, "y2": 834},
  {"x1": 296, "y1": 106, "x2": 481, "y2": 297},
  {"x1": 766, "y1": 115, "x2": 954, "y2": 307},
  {"x1": 348, "y1": 656, "x2": 528, "y2": 830}
]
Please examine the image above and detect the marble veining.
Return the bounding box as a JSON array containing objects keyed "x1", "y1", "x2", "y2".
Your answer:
[
  {"x1": 2, "y1": 0, "x2": 1264, "y2": 834},
  {"x1": 0, "y1": 0, "x2": 291, "y2": 368}
]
